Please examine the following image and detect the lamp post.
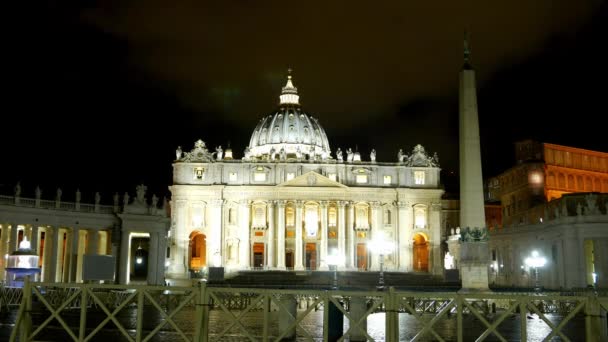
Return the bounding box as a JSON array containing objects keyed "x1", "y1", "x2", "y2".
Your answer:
[
  {"x1": 368, "y1": 232, "x2": 394, "y2": 291},
  {"x1": 524, "y1": 250, "x2": 546, "y2": 292}
]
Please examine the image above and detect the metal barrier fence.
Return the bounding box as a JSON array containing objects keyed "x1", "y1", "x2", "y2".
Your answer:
[{"x1": 9, "y1": 278, "x2": 608, "y2": 342}]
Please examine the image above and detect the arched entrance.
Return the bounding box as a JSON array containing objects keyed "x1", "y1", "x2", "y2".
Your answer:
[
  {"x1": 189, "y1": 231, "x2": 206, "y2": 270},
  {"x1": 413, "y1": 233, "x2": 429, "y2": 272}
]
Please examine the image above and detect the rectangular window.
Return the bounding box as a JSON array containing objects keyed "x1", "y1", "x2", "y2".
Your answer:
[
  {"x1": 286, "y1": 172, "x2": 295, "y2": 181},
  {"x1": 383, "y1": 175, "x2": 392, "y2": 184},
  {"x1": 356, "y1": 174, "x2": 368, "y2": 184},
  {"x1": 328, "y1": 173, "x2": 337, "y2": 182},
  {"x1": 229, "y1": 172, "x2": 237, "y2": 181},
  {"x1": 254, "y1": 172, "x2": 266, "y2": 182},
  {"x1": 414, "y1": 171, "x2": 425, "y2": 185}
]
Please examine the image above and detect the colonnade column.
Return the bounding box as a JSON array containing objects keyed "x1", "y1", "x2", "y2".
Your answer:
[
  {"x1": 53, "y1": 228, "x2": 64, "y2": 282},
  {"x1": 319, "y1": 201, "x2": 329, "y2": 270},
  {"x1": 147, "y1": 232, "x2": 161, "y2": 285},
  {"x1": 294, "y1": 200, "x2": 304, "y2": 270},
  {"x1": 30, "y1": 225, "x2": 39, "y2": 256},
  {"x1": 42, "y1": 227, "x2": 56, "y2": 282},
  {"x1": 276, "y1": 200, "x2": 286, "y2": 270},
  {"x1": 0, "y1": 225, "x2": 9, "y2": 281},
  {"x1": 239, "y1": 200, "x2": 251, "y2": 270},
  {"x1": 267, "y1": 201, "x2": 275, "y2": 268},
  {"x1": 209, "y1": 199, "x2": 224, "y2": 267},
  {"x1": 119, "y1": 230, "x2": 131, "y2": 284},
  {"x1": 88, "y1": 229, "x2": 99, "y2": 255},
  {"x1": 169, "y1": 200, "x2": 187, "y2": 277},
  {"x1": 337, "y1": 201, "x2": 346, "y2": 269},
  {"x1": 430, "y1": 202, "x2": 443, "y2": 275},
  {"x1": 346, "y1": 202, "x2": 355, "y2": 269},
  {"x1": 370, "y1": 202, "x2": 381, "y2": 271},
  {"x1": 68, "y1": 228, "x2": 80, "y2": 282},
  {"x1": 9, "y1": 223, "x2": 19, "y2": 253}
]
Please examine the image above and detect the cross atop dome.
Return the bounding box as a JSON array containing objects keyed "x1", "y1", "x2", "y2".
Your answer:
[{"x1": 280, "y1": 68, "x2": 300, "y2": 105}]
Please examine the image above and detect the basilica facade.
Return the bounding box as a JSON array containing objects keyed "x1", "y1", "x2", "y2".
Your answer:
[{"x1": 167, "y1": 73, "x2": 445, "y2": 280}]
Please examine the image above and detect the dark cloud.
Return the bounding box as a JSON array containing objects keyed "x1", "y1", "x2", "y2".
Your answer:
[{"x1": 2, "y1": 1, "x2": 607, "y2": 198}]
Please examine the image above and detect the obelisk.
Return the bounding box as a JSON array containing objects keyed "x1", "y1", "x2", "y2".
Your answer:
[{"x1": 458, "y1": 33, "x2": 490, "y2": 292}]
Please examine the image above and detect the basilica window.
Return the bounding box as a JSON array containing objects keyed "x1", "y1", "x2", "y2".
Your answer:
[
  {"x1": 252, "y1": 204, "x2": 267, "y2": 229},
  {"x1": 356, "y1": 175, "x2": 368, "y2": 184},
  {"x1": 194, "y1": 167, "x2": 205, "y2": 180},
  {"x1": 414, "y1": 171, "x2": 425, "y2": 185},
  {"x1": 228, "y1": 208, "x2": 236, "y2": 224},
  {"x1": 191, "y1": 204, "x2": 204, "y2": 228},
  {"x1": 286, "y1": 172, "x2": 295, "y2": 181},
  {"x1": 384, "y1": 209, "x2": 392, "y2": 225},
  {"x1": 286, "y1": 206, "x2": 295, "y2": 227},
  {"x1": 254, "y1": 172, "x2": 266, "y2": 182},
  {"x1": 414, "y1": 205, "x2": 427, "y2": 229},
  {"x1": 229, "y1": 172, "x2": 238, "y2": 182},
  {"x1": 355, "y1": 204, "x2": 370, "y2": 229},
  {"x1": 383, "y1": 175, "x2": 392, "y2": 185},
  {"x1": 328, "y1": 173, "x2": 337, "y2": 182},
  {"x1": 304, "y1": 204, "x2": 319, "y2": 237},
  {"x1": 328, "y1": 207, "x2": 337, "y2": 227}
]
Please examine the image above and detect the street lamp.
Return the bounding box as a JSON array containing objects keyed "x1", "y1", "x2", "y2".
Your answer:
[
  {"x1": 524, "y1": 250, "x2": 546, "y2": 291},
  {"x1": 368, "y1": 231, "x2": 394, "y2": 291}
]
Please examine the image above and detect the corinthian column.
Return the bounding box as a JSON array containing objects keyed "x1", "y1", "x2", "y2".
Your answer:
[
  {"x1": 276, "y1": 200, "x2": 286, "y2": 269},
  {"x1": 346, "y1": 202, "x2": 355, "y2": 269},
  {"x1": 267, "y1": 201, "x2": 275, "y2": 268},
  {"x1": 337, "y1": 201, "x2": 346, "y2": 269},
  {"x1": 239, "y1": 200, "x2": 251, "y2": 269},
  {"x1": 209, "y1": 199, "x2": 224, "y2": 267},
  {"x1": 319, "y1": 201, "x2": 329, "y2": 270},
  {"x1": 294, "y1": 200, "x2": 304, "y2": 270},
  {"x1": 370, "y1": 202, "x2": 381, "y2": 270}
]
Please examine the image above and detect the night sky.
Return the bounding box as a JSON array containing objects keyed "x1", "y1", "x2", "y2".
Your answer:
[{"x1": 3, "y1": 1, "x2": 608, "y2": 203}]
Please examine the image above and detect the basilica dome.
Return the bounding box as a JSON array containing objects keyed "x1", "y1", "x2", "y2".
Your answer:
[{"x1": 247, "y1": 72, "x2": 331, "y2": 160}]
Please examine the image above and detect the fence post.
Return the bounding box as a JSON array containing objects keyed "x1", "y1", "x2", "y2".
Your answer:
[
  {"x1": 79, "y1": 285, "x2": 89, "y2": 341},
  {"x1": 456, "y1": 294, "x2": 463, "y2": 342},
  {"x1": 200, "y1": 282, "x2": 210, "y2": 342},
  {"x1": 135, "y1": 288, "x2": 144, "y2": 342},
  {"x1": 385, "y1": 287, "x2": 399, "y2": 342},
  {"x1": 18, "y1": 276, "x2": 32, "y2": 342},
  {"x1": 585, "y1": 292, "x2": 608, "y2": 342},
  {"x1": 519, "y1": 297, "x2": 527, "y2": 341}
]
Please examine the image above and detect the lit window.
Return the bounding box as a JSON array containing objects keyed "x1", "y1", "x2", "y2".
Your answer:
[
  {"x1": 286, "y1": 172, "x2": 295, "y2": 181},
  {"x1": 229, "y1": 172, "x2": 237, "y2": 181},
  {"x1": 328, "y1": 173, "x2": 337, "y2": 181},
  {"x1": 414, "y1": 171, "x2": 425, "y2": 185},
  {"x1": 356, "y1": 174, "x2": 368, "y2": 184},
  {"x1": 414, "y1": 207, "x2": 426, "y2": 228},
  {"x1": 383, "y1": 175, "x2": 392, "y2": 184},
  {"x1": 194, "y1": 167, "x2": 205, "y2": 180},
  {"x1": 254, "y1": 172, "x2": 266, "y2": 182}
]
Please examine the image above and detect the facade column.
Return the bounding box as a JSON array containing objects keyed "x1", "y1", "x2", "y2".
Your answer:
[
  {"x1": 593, "y1": 239, "x2": 608, "y2": 288},
  {"x1": 147, "y1": 232, "x2": 160, "y2": 285},
  {"x1": 61, "y1": 227, "x2": 71, "y2": 283},
  {"x1": 370, "y1": 202, "x2": 381, "y2": 271},
  {"x1": 319, "y1": 201, "x2": 329, "y2": 270},
  {"x1": 397, "y1": 202, "x2": 408, "y2": 271},
  {"x1": 209, "y1": 200, "x2": 224, "y2": 267},
  {"x1": 267, "y1": 201, "x2": 275, "y2": 268},
  {"x1": 168, "y1": 200, "x2": 187, "y2": 277},
  {"x1": 239, "y1": 200, "x2": 251, "y2": 269},
  {"x1": 337, "y1": 201, "x2": 346, "y2": 269},
  {"x1": 119, "y1": 230, "x2": 131, "y2": 284},
  {"x1": 294, "y1": 200, "x2": 304, "y2": 270},
  {"x1": 9, "y1": 223, "x2": 19, "y2": 253},
  {"x1": 346, "y1": 202, "x2": 355, "y2": 269},
  {"x1": 276, "y1": 200, "x2": 286, "y2": 269}
]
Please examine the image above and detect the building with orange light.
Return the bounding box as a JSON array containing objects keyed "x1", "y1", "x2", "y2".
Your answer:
[{"x1": 487, "y1": 140, "x2": 608, "y2": 227}]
